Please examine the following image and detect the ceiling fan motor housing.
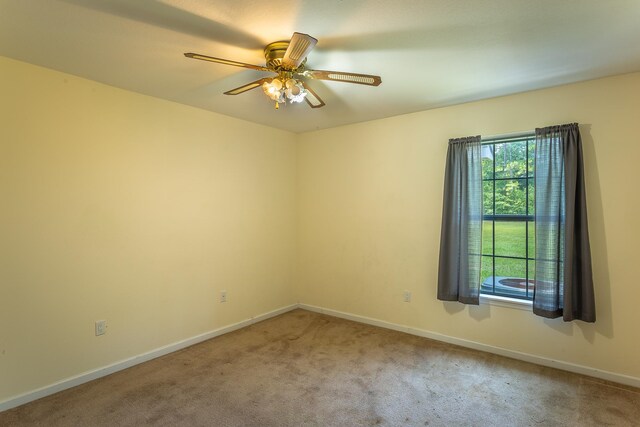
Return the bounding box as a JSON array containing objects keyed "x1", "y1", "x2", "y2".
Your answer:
[{"x1": 264, "y1": 41, "x2": 306, "y2": 71}]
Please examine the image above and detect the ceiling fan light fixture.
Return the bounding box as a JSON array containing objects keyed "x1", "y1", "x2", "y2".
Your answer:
[
  {"x1": 271, "y1": 78, "x2": 283, "y2": 91},
  {"x1": 262, "y1": 78, "x2": 283, "y2": 101},
  {"x1": 262, "y1": 77, "x2": 307, "y2": 107},
  {"x1": 285, "y1": 79, "x2": 307, "y2": 103}
]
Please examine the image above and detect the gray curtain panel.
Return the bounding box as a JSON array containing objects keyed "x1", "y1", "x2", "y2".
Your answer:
[
  {"x1": 534, "y1": 123, "x2": 595, "y2": 322},
  {"x1": 438, "y1": 136, "x2": 483, "y2": 304}
]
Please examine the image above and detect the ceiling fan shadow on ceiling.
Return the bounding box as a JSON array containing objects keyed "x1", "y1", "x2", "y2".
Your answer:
[{"x1": 184, "y1": 32, "x2": 382, "y2": 110}]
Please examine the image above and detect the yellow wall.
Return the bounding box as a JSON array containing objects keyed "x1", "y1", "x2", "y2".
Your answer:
[
  {"x1": 2, "y1": 53, "x2": 640, "y2": 404},
  {"x1": 297, "y1": 72, "x2": 640, "y2": 380},
  {"x1": 0, "y1": 56, "x2": 297, "y2": 401}
]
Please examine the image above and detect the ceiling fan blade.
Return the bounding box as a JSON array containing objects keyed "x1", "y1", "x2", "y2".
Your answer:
[
  {"x1": 224, "y1": 78, "x2": 271, "y2": 95},
  {"x1": 184, "y1": 52, "x2": 271, "y2": 72},
  {"x1": 301, "y1": 82, "x2": 325, "y2": 108},
  {"x1": 302, "y1": 70, "x2": 382, "y2": 86},
  {"x1": 282, "y1": 32, "x2": 318, "y2": 70}
]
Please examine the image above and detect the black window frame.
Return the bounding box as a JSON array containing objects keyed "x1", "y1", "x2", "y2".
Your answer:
[{"x1": 481, "y1": 133, "x2": 536, "y2": 301}]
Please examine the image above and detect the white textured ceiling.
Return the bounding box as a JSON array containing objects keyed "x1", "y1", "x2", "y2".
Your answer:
[{"x1": 1, "y1": 0, "x2": 640, "y2": 133}]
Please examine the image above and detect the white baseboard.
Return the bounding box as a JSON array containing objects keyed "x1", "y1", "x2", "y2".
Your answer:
[
  {"x1": 3, "y1": 302, "x2": 637, "y2": 413},
  {"x1": 0, "y1": 304, "x2": 298, "y2": 413},
  {"x1": 299, "y1": 303, "x2": 640, "y2": 389}
]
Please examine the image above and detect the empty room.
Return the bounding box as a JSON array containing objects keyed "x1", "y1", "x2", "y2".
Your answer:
[{"x1": 1, "y1": 0, "x2": 640, "y2": 425}]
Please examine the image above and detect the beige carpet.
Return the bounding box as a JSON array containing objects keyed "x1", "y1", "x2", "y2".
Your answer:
[{"x1": 1, "y1": 309, "x2": 639, "y2": 426}]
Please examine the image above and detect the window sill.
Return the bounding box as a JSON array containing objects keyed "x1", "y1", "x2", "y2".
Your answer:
[{"x1": 480, "y1": 294, "x2": 533, "y2": 311}]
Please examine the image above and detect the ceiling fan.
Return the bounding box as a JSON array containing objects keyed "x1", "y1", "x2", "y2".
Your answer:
[{"x1": 184, "y1": 32, "x2": 382, "y2": 109}]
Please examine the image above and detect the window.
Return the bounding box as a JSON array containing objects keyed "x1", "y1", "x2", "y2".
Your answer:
[{"x1": 480, "y1": 134, "x2": 535, "y2": 301}]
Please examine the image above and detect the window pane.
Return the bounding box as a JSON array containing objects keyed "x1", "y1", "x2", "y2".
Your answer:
[
  {"x1": 482, "y1": 220, "x2": 493, "y2": 255},
  {"x1": 494, "y1": 143, "x2": 506, "y2": 178},
  {"x1": 527, "y1": 180, "x2": 534, "y2": 215},
  {"x1": 527, "y1": 260, "x2": 536, "y2": 299},
  {"x1": 482, "y1": 152, "x2": 494, "y2": 180},
  {"x1": 480, "y1": 256, "x2": 494, "y2": 293},
  {"x1": 528, "y1": 139, "x2": 535, "y2": 178},
  {"x1": 495, "y1": 140, "x2": 527, "y2": 179},
  {"x1": 483, "y1": 181, "x2": 494, "y2": 215},
  {"x1": 495, "y1": 221, "x2": 526, "y2": 258},
  {"x1": 495, "y1": 179, "x2": 527, "y2": 215},
  {"x1": 495, "y1": 257, "x2": 526, "y2": 279},
  {"x1": 527, "y1": 221, "x2": 535, "y2": 258},
  {"x1": 494, "y1": 258, "x2": 527, "y2": 298}
]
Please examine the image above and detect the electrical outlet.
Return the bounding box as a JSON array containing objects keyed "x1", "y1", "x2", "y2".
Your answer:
[
  {"x1": 95, "y1": 320, "x2": 107, "y2": 336},
  {"x1": 220, "y1": 290, "x2": 227, "y2": 303},
  {"x1": 403, "y1": 290, "x2": 412, "y2": 303}
]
